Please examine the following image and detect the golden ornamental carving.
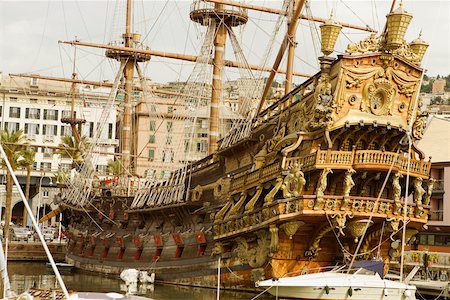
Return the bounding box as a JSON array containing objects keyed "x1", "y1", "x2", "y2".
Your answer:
[
  {"x1": 412, "y1": 99, "x2": 428, "y2": 140},
  {"x1": 392, "y1": 42, "x2": 421, "y2": 65},
  {"x1": 211, "y1": 242, "x2": 224, "y2": 256},
  {"x1": 386, "y1": 217, "x2": 403, "y2": 233},
  {"x1": 331, "y1": 212, "x2": 353, "y2": 236},
  {"x1": 215, "y1": 197, "x2": 232, "y2": 222},
  {"x1": 392, "y1": 173, "x2": 403, "y2": 215},
  {"x1": 413, "y1": 177, "x2": 425, "y2": 218},
  {"x1": 244, "y1": 185, "x2": 263, "y2": 212},
  {"x1": 213, "y1": 178, "x2": 231, "y2": 199},
  {"x1": 269, "y1": 224, "x2": 279, "y2": 253},
  {"x1": 264, "y1": 177, "x2": 283, "y2": 204},
  {"x1": 191, "y1": 185, "x2": 203, "y2": 202},
  {"x1": 225, "y1": 191, "x2": 247, "y2": 220},
  {"x1": 361, "y1": 78, "x2": 396, "y2": 116},
  {"x1": 305, "y1": 224, "x2": 333, "y2": 258},
  {"x1": 309, "y1": 74, "x2": 336, "y2": 131},
  {"x1": 281, "y1": 163, "x2": 306, "y2": 198},
  {"x1": 280, "y1": 221, "x2": 305, "y2": 239},
  {"x1": 342, "y1": 169, "x2": 356, "y2": 211},
  {"x1": 424, "y1": 178, "x2": 435, "y2": 206},
  {"x1": 234, "y1": 231, "x2": 270, "y2": 268},
  {"x1": 346, "y1": 219, "x2": 373, "y2": 243},
  {"x1": 314, "y1": 168, "x2": 333, "y2": 210},
  {"x1": 346, "y1": 33, "x2": 380, "y2": 54}
]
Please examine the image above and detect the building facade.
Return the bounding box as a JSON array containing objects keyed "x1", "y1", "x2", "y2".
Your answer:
[{"x1": 0, "y1": 73, "x2": 117, "y2": 226}]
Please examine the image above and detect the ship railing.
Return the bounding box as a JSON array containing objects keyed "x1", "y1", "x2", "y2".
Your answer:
[
  {"x1": 190, "y1": 0, "x2": 247, "y2": 17},
  {"x1": 285, "y1": 149, "x2": 431, "y2": 177},
  {"x1": 230, "y1": 161, "x2": 281, "y2": 191},
  {"x1": 214, "y1": 195, "x2": 427, "y2": 239}
]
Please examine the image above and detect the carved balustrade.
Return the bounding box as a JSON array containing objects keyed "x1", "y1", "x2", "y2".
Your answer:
[
  {"x1": 230, "y1": 162, "x2": 281, "y2": 192},
  {"x1": 214, "y1": 194, "x2": 428, "y2": 240},
  {"x1": 286, "y1": 150, "x2": 430, "y2": 177}
]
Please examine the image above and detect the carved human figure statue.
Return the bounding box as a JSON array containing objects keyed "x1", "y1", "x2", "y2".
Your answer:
[
  {"x1": 392, "y1": 173, "x2": 403, "y2": 215},
  {"x1": 414, "y1": 177, "x2": 425, "y2": 218},
  {"x1": 341, "y1": 169, "x2": 356, "y2": 211},
  {"x1": 343, "y1": 169, "x2": 356, "y2": 197},
  {"x1": 413, "y1": 177, "x2": 425, "y2": 205},
  {"x1": 424, "y1": 178, "x2": 435, "y2": 206},
  {"x1": 314, "y1": 168, "x2": 333, "y2": 210}
]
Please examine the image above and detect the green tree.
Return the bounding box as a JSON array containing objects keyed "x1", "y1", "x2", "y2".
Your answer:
[
  {"x1": 0, "y1": 129, "x2": 28, "y2": 241},
  {"x1": 18, "y1": 147, "x2": 35, "y2": 227},
  {"x1": 107, "y1": 159, "x2": 123, "y2": 176},
  {"x1": 56, "y1": 136, "x2": 89, "y2": 169}
]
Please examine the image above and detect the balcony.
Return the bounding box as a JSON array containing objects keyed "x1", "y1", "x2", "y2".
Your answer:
[{"x1": 286, "y1": 150, "x2": 431, "y2": 178}]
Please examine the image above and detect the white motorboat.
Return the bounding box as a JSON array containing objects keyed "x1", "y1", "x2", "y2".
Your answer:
[{"x1": 256, "y1": 264, "x2": 417, "y2": 300}]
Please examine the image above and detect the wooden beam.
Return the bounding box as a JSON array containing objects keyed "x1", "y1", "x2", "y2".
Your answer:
[
  {"x1": 257, "y1": 0, "x2": 307, "y2": 114},
  {"x1": 9, "y1": 73, "x2": 211, "y2": 100},
  {"x1": 204, "y1": 0, "x2": 377, "y2": 33},
  {"x1": 60, "y1": 40, "x2": 311, "y2": 78}
]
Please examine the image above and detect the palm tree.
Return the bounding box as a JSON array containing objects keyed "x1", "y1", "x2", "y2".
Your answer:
[
  {"x1": 18, "y1": 147, "x2": 35, "y2": 227},
  {"x1": 0, "y1": 129, "x2": 27, "y2": 240},
  {"x1": 56, "y1": 135, "x2": 89, "y2": 170},
  {"x1": 107, "y1": 158, "x2": 123, "y2": 176}
]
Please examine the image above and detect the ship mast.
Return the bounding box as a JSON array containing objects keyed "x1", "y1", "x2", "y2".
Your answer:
[
  {"x1": 122, "y1": 0, "x2": 135, "y2": 175},
  {"x1": 61, "y1": 41, "x2": 86, "y2": 145}
]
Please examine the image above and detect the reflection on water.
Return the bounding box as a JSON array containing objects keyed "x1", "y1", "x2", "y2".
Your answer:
[{"x1": 7, "y1": 262, "x2": 273, "y2": 300}]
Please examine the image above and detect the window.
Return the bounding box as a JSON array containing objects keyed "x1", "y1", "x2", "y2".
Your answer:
[
  {"x1": 96, "y1": 165, "x2": 108, "y2": 174},
  {"x1": 197, "y1": 133, "x2": 208, "y2": 138},
  {"x1": 149, "y1": 135, "x2": 155, "y2": 143},
  {"x1": 166, "y1": 121, "x2": 173, "y2": 133},
  {"x1": 30, "y1": 98, "x2": 38, "y2": 104},
  {"x1": 168, "y1": 106, "x2": 174, "y2": 113},
  {"x1": 151, "y1": 105, "x2": 156, "y2": 112},
  {"x1": 30, "y1": 78, "x2": 39, "y2": 87},
  {"x1": 149, "y1": 120, "x2": 156, "y2": 131},
  {"x1": 25, "y1": 108, "x2": 41, "y2": 119},
  {"x1": 43, "y1": 124, "x2": 57, "y2": 136},
  {"x1": 9, "y1": 97, "x2": 18, "y2": 102},
  {"x1": 61, "y1": 126, "x2": 71, "y2": 136},
  {"x1": 0, "y1": 106, "x2": 2, "y2": 117},
  {"x1": 62, "y1": 110, "x2": 76, "y2": 119},
  {"x1": 197, "y1": 141, "x2": 208, "y2": 153},
  {"x1": 5, "y1": 122, "x2": 20, "y2": 133},
  {"x1": 163, "y1": 150, "x2": 174, "y2": 163},
  {"x1": 9, "y1": 107, "x2": 21, "y2": 118},
  {"x1": 43, "y1": 191, "x2": 49, "y2": 197},
  {"x1": 24, "y1": 123, "x2": 40, "y2": 135},
  {"x1": 144, "y1": 169, "x2": 156, "y2": 178},
  {"x1": 148, "y1": 149, "x2": 155, "y2": 161},
  {"x1": 33, "y1": 162, "x2": 39, "y2": 170},
  {"x1": 48, "y1": 100, "x2": 56, "y2": 106},
  {"x1": 43, "y1": 109, "x2": 58, "y2": 120},
  {"x1": 166, "y1": 135, "x2": 172, "y2": 145},
  {"x1": 201, "y1": 119, "x2": 208, "y2": 129},
  {"x1": 108, "y1": 123, "x2": 113, "y2": 139},
  {"x1": 89, "y1": 122, "x2": 94, "y2": 138},
  {"x1": 42, "y1": 162, "x2": 52, "y2": 171}
]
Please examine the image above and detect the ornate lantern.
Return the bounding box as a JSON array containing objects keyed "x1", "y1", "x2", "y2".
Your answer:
[
  {"x1": 385, "y1": 1, "x2": 413, "y2": 50},
  {"x1": 409, "y1": 31, "x2": 429, "y2": 63},
  {"x1": 320, "y1": 13, "x2": 342, "y2": 56}
]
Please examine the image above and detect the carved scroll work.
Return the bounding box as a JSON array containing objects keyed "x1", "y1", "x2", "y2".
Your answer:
[{"x1": 335, "y1": 64, "x2": 420, "y2": 119}]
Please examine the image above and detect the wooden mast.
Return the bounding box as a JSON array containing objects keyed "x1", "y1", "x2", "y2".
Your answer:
[
  {"x1": 258, "y1": 0, "x2": 307, "y2": 114},
  {"x1": 121, "y1": 0, "x2": 135, "y2": 175},
  {"x1": 209, "y1": 4, "x2": 227, "y2": 154},
  {"x1": 285, "y1": 0, "x2": 298, "y2": 94}
]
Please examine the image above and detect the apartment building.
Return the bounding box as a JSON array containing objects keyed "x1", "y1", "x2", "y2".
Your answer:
[
  {"x1": 416, "y1": 115, "x2": 450, "y2": 251},
  {"x1": 0, "y1": 73, "x2": 117, "y2": 225}
]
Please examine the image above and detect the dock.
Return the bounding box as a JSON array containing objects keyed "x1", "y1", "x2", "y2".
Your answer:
[{"x1": 5, "y1": 241, "x2": 67, "y2": 262}]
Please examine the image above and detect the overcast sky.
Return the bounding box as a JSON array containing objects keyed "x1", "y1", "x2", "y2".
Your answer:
[{"x1": 1, "y1": 0, "x2": 449, "y2": 85}]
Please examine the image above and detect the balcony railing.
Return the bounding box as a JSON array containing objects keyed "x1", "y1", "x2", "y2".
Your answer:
[
  {"x1": 286, "y1": 150, "x2": 431, "y2": 177},
  {"x1": 433, "y1": 180, "x2": 445, "y2": 192}
]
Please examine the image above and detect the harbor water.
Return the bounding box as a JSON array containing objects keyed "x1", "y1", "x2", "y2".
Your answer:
[{"x1": 6, "y1": 262, "x2": 272, "y2": 299}]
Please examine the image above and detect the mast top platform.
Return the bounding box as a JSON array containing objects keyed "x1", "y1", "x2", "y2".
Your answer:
[
  {"x1": 190, "y1": 0, "x2": 248, "y2": 27},
  {"x1": 105, "y1": 34, "x2": 152, "y2": 62}
]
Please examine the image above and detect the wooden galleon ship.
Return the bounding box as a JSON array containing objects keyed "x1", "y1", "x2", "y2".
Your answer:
[{"x1": 58, "y1": 0, "x2": 433, "y2": 292}]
